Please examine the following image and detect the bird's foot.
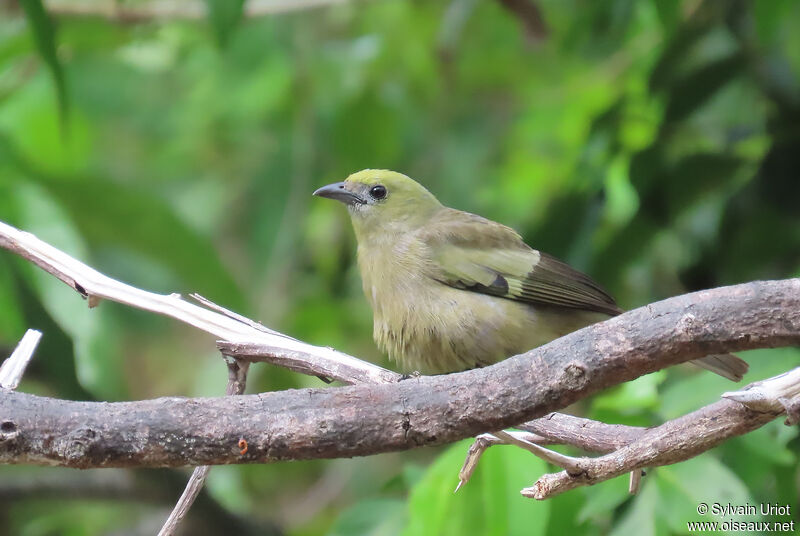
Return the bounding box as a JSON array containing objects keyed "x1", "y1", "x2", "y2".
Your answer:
[{"x1": 399, "y1": 371, "x2": 422, "y2": 381}]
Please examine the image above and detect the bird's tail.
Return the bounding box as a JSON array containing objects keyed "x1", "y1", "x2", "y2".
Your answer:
[{"x1": 691, "y1": 353, "x2": 749, "y2": 382}]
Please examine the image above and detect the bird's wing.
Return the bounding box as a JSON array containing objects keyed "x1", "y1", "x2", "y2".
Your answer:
[{"x1": 420, "y1": 209, "x2": 622, "y2": 316}]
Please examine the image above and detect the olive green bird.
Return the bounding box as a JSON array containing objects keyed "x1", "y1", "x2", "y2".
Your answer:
[{"x1": 313, "y1": 170, "x2": 747, "y2": 381}]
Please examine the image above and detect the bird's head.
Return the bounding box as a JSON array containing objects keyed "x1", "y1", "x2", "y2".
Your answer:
[{"x1": 313, "y1": 170, "x2": 442, "y2": 241}]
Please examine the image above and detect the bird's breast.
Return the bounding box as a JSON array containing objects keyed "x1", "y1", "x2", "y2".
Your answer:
[
  {"x1": 356, "y1": 241, "x2": 603, "y2": 375},
  {"x1": 360, "y1": 262, "x2": 530, "y2": 373}
]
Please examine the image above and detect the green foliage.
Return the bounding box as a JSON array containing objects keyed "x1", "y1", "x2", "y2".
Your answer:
[
  {"x1": 17, "y1": 0, "x2": 68, "y2": 121},
  {"x1": 1, "y1": 0, "x2": 798, "y2": 534},
  {"x1": 204, "y1": 0, "x2": 246, "y2": 46},
  {"x1": 403, "y1": 440, "x2": 549, "y2": 536}
]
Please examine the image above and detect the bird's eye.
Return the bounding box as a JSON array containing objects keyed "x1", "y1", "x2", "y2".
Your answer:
[{"x1": 369, "y1": 185, "x2": 387, "y2": 200}]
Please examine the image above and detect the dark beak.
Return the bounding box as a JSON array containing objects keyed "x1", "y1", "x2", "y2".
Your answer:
[{"x1": 312, "y1": 182, "x2": 364, "y2": 205}]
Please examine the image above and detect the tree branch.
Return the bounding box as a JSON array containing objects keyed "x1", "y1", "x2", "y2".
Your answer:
[
  {"x1": 457, "y1": 415, "x2": 647, "y2": 489},
  {"x1": 1, "y1": 219, "x2": 799, "y2": 502},
  {"x1": 0, "y1": 279, "x2": 796, "y2": 466},
  {"x1": 157, "y1": 358, "x2": 250, "y2": 536},
  {"x1": 524, "y1": 397, "x2": 782, "y2": 499},
  {"x1": 0, "y1": 329, "x2": 42, "y2": 390},
  {"x1": 0, "y1": 221, "x2": 657, "y2": 470},
  {"x1": 463, "y1": 364, "x2": 800, "y2": 499},
  {"x1": 722, "y1": 366, "x2": 800, "y2": 423},
  {"x1": 517, "y1": 412, "x2": 646, "y2": 452},
  {"x1": 0, "y1": 221, "x2": 397, "y2": 385}
]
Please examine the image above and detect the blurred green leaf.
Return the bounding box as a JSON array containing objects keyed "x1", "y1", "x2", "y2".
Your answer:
[
  {"x1": 658, "y1": 370, "x2": 737, "y2": 421},
  {"x1": 328, "y1": 498, "x2": 407, "y2": 536},
  {"x1": 0, "y1": 134, "x2": 243, "y2": 310},
  {"x1": 40, "y1": 178, "x2": 245, "y2": 310},
  {"x1": 608, "y1": 477, "x2": 658, "y2": 536},
  {"x1": 733, "y1": 421, "x2": 795, "y2": 468},
  {"x1": 206, "y1": 464, "x2": 256, "y2": 515},
  {"x1": 649, "y1": 18, "x2": 710, "y2": 92},
  {"x1": 13, "y1": 181, "x2": 127, "y2": 399},
  {"x1": 8, "y1": 500, "x2": 144, "y2": 536},
  {"x1": 0, "y1": 258, "x2": 25, "y2": 341},
  {"x1": 205, "y1": 0, "x2": 246, "y2": 47},
  {"x1": 664, "y1": 52, "x2": 744, "y2": 122},
  {"x1": 578, "y1": 473, "x2": 631, "y2": 524},
  {"x1": 664, "y1": 153, "x2": 743, "y2": 217},
  {"x1": 402, "y1": 440, "x2": 550, "y2": 536},
  {"x1": 657, "y1": 455, "x2": 757, "y2": 532},
  {"x1": 0, "y1": 78, "x2": 91, "y2": 174},
  {"x1": 18, "y1": 0, "x2": 68, "y2": 122},
  {"x1": 592, "y1": 370, "x2": 666, "y2": 413},
  {"x1": 544, "y1": 486, "x2": 592, "y2": 536}
]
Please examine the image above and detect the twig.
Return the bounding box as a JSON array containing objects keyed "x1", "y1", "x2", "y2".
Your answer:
[
  {"x1": 457, "y1": 425, "x2": 613, "y2": 491},
  {"x1": 458, "y1": 412, "x2": 648, "y2": 490},
  {"x1": 492, "y1": 430, "x2": 584, "y2": 474},
  {"x1": 518, "y1": 412, "x2": 646, "y2": 452},
  {"x1": 158, "y1": 466, "x2": 211, "y2": 536},
  {"x1": 507, "y1": 413, "x2": 647, "y2": 495},
  {"x1": 722, "y1": 366, "x2": 800, "y2": 423},
  {"x1": 466, "y1": 370, "x2": 800, "y2": 499},
  {"x1": 457, "y1": 431, "x2": 547, "y2": 492},
  {"x1": 629, "y1": 469, "x2": 643, "y2": 495},
  {"x1": 218, "y1": 340, "x2": 400, "y2": 385},
  {"x1": 522, "y1": 395, "x2": 783, "y2": 500},
  {"x1": 0, "y1": 329, "x2": 42, "y2": 390},
  {"x1": 158, "y1": 358, "x2": 250, "y2": 536},
  {"x1": 0, "y1": 220, "x2": 398, "y2": 385},
  {"x1": 189, "y1": 293, "x2": 281, "y2": 336}
]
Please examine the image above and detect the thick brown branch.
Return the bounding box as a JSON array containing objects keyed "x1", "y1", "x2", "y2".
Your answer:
[
  {"x1": 0, "y1": 279, "x2": 797, "y2": 468},
  {"x1": 524, "y1": 399, "x2": 780, "y2": 499},
  {"x1": 518, "y1": 412, "x2": 646, "y2": 453},
  {"x1": 157, "y1": 359, "x2": 250, "y2": 536}
]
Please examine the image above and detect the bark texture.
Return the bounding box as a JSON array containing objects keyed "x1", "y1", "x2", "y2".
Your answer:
[{"x1": 0, "y1": 279, "x2": 797, "y2": 469}]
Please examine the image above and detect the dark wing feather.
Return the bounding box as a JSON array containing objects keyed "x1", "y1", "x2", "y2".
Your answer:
[
  {"x1": 517, "y1": 252, "x2": 622, "y2": 315},
  {"x1": 421, "y1": 208, "x2": 622, "y2": 316}
]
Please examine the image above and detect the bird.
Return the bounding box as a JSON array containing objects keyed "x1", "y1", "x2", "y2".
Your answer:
[{"x1": 313, "y1": 169, "x2": 748, "y2": 381}]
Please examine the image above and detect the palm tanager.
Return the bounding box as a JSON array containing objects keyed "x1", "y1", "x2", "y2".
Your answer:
[{"x1": 313, "y1": 170, "x2": 747, "y2": 381}]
